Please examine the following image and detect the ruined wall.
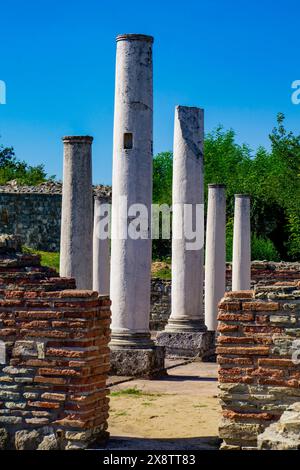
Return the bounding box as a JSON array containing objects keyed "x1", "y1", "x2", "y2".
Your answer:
[
  {"x1": 0, "y1": 192, "x2": 61, "y2": 251},
  {"x1": 0, "y1": 237, "x2": 110, "y2": 450},
  {"x1": 217, "y1": 283, "x2": 300, "y2": 450},
  {"x1": 0, "y1": 183, "x2": 111, "y2": 251},
  {"x1": 150, "y1": 262, "x2": 300, "y2": 331}
]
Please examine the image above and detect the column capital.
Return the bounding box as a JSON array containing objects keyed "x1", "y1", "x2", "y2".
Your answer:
[{"x1": 62, "y1": 136, "x2": 93, "y2": 144}]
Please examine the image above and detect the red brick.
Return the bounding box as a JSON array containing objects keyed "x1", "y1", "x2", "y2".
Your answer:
[
  {"x1": 258, "y1": 378, "x2": 299, "y2": 387},
  {"x1": 217, "y1": 313, "x2": 254, "y2": 322},
  {"x1": 0, "y1": 328, "x2": 15, "y2": 336},
  {"x1": 20, "y1": 329, "x2": 69, "y2": 339},
  {"x1": 252, "y1": 367, "x2": 285, "y2": 379},
  {"x1": 28, "y1": 401, "x2": 61, "y2": 409},
  {"x1": 38, "y1": 368, "x2": 82, "y2": 377},
  {"x1": 243, "y1": 326, "x2": 282, "y2": 334},
  {"x1": 256, "y1": 315, "x2": 269, "y2": 324},
  {"x1": 218, "y1": 336, "x2": 254, "y2": 345},
  {"x1": 223, "y1": 410, "x2": 277, "y2": 421},
  {"x1": 34, "y1": 376, "x2": 67, "y2": 385},
  {"x1": 242, "y1": 301, "x2": 279, "y2": 311},
  {"x1": 224, "y1": 291, "x2": 253, "y2": 299},
  {"x1": 218, "y1": 301, "x2": 241, "y2": 311},
  {"x1": 217, "y1": 356, "x2": 253, "y2": 366},
  {"x1": 217, "y1": 324, "x2": 239, "y2": 333},
  {"x1": 216, "y1": 346, "x2": 270, "y2": 356},
  {"x1": 46, "y1": 347, "x2": 88, "y2": 358},
  {"x1": 258, "y1": 358, "x2": 294, "y2": 367}
]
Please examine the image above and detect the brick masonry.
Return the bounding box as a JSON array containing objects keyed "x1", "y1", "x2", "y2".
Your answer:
[
  {"x1": 0, "y1": 236, "x2": 111, "y2": 450},
  {"x1": 217, "y1": 282, "x2": 300, "y2": 450}
]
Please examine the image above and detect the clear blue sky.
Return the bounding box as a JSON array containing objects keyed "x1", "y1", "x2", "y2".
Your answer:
[{"x1": 0, "y1": 0, "x2": 299, "y2": 184}]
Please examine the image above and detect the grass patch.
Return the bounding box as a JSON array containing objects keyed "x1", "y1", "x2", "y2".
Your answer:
[
  {"x1": 110, "y1": 387, "x2": 162, "y2": 398},
  {"x1": 113, "y1": 410, "x2": 128, "y2": 417},
  {"x1": 152, "y1": 266, "x2": 171, "y2": 280},
  {"x1": 110, "y1": 388, "x2": 144, "y2": 397},
  {"x1": 23, "y1": 247, "x2": 60, "y2": 272}
]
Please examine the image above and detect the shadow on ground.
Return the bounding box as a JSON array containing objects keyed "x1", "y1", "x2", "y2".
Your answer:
[
  {"x1": 97, "y1": 436, "x2": 220, "y2": 450},
  {"x1": 157, "y1": 375, "x2": 218, "y2": 382}
]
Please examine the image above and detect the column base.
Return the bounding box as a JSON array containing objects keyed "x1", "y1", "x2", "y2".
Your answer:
[
  {"x1": 156, "y1": 330, "x2": 215, "y2": 359},
  {"x1": 164, "y1": 318, "x2": 206, "y2": 333},
  {"x1": 110, "y1": 332, "x2": 165, "y2": 378}
]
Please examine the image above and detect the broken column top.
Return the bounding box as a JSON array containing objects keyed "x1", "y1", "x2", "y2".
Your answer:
[
  {"x1": 116, "y1": 33, "x2": 154, "y2": 43},
  {"x1": 235, "y1": 193, "x2": 250, "y2": 198},
  {"x1": 208, "y1": 183, "x2": 226, "y2": 188}
]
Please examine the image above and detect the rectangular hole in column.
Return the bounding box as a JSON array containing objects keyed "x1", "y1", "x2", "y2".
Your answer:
[{"x1": 124, "y1": 133, "x2": 133, "y2": 149}]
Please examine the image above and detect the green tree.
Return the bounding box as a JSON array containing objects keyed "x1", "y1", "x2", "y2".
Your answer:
[
  {"x1": 153, "y1": 151, "x2": 173, "y2": 205},
  {"x1": 151, "y1": 115, "x2": 300, "y2": 261}
]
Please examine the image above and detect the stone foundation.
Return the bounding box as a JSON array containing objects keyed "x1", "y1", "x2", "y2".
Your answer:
[
  {"x1": 0, "y1": 236, "x2": 111, "y2": 450},
  {"x1": 217, "y1": 283, "x2": 300, "y2": 450},
  {"x1": 110, "y1": 346, "x2": 165, "y2": 378},
  {"x1": 156, "y1": 331, "x2": 215, "y2": 359}
]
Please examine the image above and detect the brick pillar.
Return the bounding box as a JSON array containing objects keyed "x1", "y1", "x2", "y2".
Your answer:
[{"x1": 0, "y1": 236, "x2": 110, "y2": 450}]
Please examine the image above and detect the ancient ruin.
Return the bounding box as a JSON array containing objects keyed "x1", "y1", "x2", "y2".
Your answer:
[{"x1": 0, "y1": 31, "x2": 299, "y2": 453}]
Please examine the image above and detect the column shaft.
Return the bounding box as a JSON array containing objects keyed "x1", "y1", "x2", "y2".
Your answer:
[
  {"x1": 166, "y1": 105, "x2": 205, "y2": 332},
  {"x1": 204, "y1": 184, "x2": 226, "y2": 331},
  {"x1": 110, "y1": 34, "x2": 154, "y2": 348},
  {"x1": 93, "y1": 198, "x2": 110, "y2": 295},
  {"x1": 232, "y1": 194, "x2": 251, "y2": 290}
]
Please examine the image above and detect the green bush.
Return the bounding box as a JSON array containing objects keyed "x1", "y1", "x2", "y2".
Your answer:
[{"x1": 251, "y1": 235, "x2": 280, "y2": 261}]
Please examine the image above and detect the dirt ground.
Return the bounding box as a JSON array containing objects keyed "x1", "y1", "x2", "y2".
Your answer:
[{"x1": 106, "y1": 361, "x2": 220, "y2": 449}]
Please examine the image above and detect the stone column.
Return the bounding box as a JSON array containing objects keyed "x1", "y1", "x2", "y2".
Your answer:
[
  {"x1": 156, "y1": 106, "x2": 214, "y2": 358},
  {"x1": 60, "y1": 136, "x2": 93, "y2": 290},
  {"x1": 93, "y1": 197, "x2": 110, "y2": 295},
  {"x1": 232, "y1": 194, "x2": 251, "y2": 290},
  {"x1": 109, "y1": 34, "x2": 164, "y2": 376},
  {"x1": 204, "y1": 184, "x2": 226, "y2": 331}
]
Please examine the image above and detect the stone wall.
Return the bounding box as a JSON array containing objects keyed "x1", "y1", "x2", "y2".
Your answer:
[
  {"x1": 0, "y1": 237, "x2": 111, "y2": 450},
  {"x1": 217, "y1": 283, "x2": 300, "y2": 450},
  {"x1": 150, "y1": 262, "x2": 300, "y2": 331},
  {"x1": 150, "y1": 279, "x2": 171, "y2": 330},
  {"x1": 0, "y1": 182, "x2": 111, "y2": 251}
]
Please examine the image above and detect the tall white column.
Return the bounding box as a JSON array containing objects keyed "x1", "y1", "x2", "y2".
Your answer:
[
  {"x1": 93, "y1": 197, "x2": 110, "y2": 295},
  {"x1": 232, "y1": 194, "x2": 251, "y2": 290},
  {"x1": 110, "y1": 34, "x2": 154, "y2": 348},
  {"x1": 205, "y1": 184, "x2": 226, "y2": 331},
  {"x1": 60, "y1": 136, "x2": 93, "y2": 289},
  {"x1": 166, "y1": 105, "x2": 205, "y2": 332}
]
